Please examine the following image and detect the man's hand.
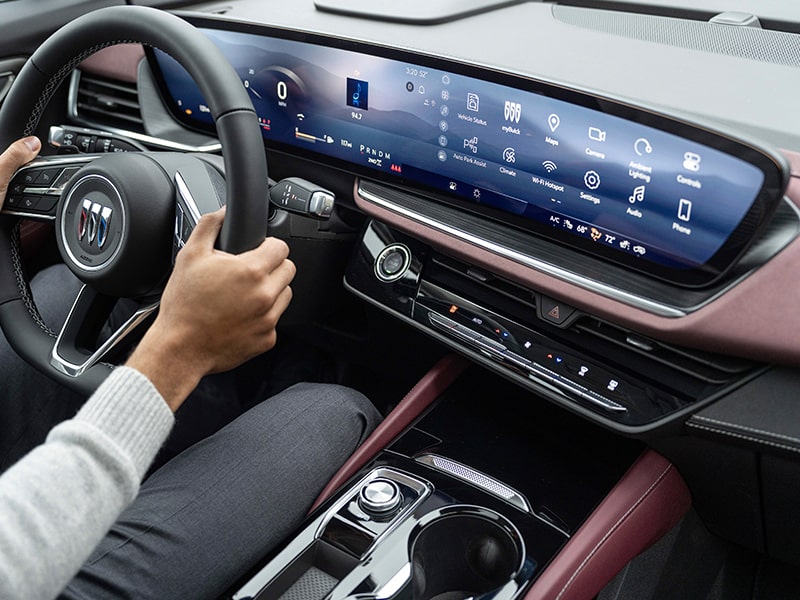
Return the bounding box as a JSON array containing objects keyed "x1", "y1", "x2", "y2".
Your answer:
[
  {"x1": 126, "y1": 208, "x2": 295, "y2": 411},
  {"x1": 0, "y1": 137, "x2": 41, "y2": 206}
]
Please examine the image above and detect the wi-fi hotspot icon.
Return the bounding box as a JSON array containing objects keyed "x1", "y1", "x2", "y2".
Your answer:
[{"x1": 542, "y1": 160, "x2": 557, "y2": 173}]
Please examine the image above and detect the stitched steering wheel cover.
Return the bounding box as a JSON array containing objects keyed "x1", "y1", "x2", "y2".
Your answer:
[{"x1": 0, "y1": 6, "x2": 268, "y2": 394}]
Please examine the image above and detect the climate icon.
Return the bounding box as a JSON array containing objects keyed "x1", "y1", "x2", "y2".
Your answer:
[{"x1": 542, "y1": 160, "x2": 558, "y2": 173}]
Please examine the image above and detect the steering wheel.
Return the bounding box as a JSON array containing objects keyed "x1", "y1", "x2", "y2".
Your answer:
[{"x1": 0, "y1": 6, "x2": 268, "y2": 396}]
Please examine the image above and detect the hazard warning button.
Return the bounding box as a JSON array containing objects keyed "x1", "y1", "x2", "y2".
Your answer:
[{"x1": 538, "y1": 295, "x2": 578, "y2": 327}]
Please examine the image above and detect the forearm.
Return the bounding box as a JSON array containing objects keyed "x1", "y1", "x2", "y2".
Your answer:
[{"x1": 0, "y1": 367, "x2": 173, "y2": 600}]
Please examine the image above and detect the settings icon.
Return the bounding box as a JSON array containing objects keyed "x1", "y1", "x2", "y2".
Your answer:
[{"x1": 584, "y1": 170, "x2": 601, "y2": 190}]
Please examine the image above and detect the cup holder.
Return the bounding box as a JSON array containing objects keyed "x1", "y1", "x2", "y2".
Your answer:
[{"x1": 409, "y1": 507, "x2": 524, "y2": 600}]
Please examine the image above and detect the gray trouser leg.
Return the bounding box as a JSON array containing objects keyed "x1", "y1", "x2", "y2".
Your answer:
[
  {"x1": 0, "y1": 265, "x2": 85, "y2": 470},
  {"x1": 62, "y1": 382, "x2": 381, "y2": 600}
]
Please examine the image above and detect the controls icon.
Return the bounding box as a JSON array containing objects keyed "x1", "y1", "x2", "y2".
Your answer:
[
  {"x1": 584, "y1": 170, "x2": 601, "y2": 190},
  {"x1": 629, "y1": 185, "x2": 645, "y2": 204},
  {"x1": 607, "y1": 380, "x2": 619, "y2": 391},
  {"x1": 678, "y1": 198, "x2": 693, "y2": 222},
  {"x1": 548, "y1": 113, "x2": 560, "y2": 132},
  {"x1": 502, "y1": 147, "x2": 516, "y2": 163},
  {"x1": 634, "y1": 138, "x2": 652, "y2": 156},
  {"x1": 588, "y1": 127, "x2": 607, "y2": 142},
  {"x1": 578, "y1": 366, "x2": 589, "y2": 377},
  {"x1": 683, "y1": 151, "x2": 701, "y2": 172},
  {"x1": 467, "y1": 92, "x2": 480, "y2": 112}
]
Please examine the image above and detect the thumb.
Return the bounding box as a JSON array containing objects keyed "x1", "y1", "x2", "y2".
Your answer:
[
  {"x1": 0, "y1": 137, "x2": 41, "y2": 203},
  {"x1": 184, "y1": 206, "x2": 226, "y2": 252}
]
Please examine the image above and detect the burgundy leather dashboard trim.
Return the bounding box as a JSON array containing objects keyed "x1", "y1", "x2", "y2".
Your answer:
[
  {"x1": 310, "y1": 353, "x2": 468, "y2": 511},
  {"x1": 524, "y1": 449, "x2": 691, "y2": 600},
  {"x1": 78, "y1": 43, "x2": 144, "y2": 84},
  {"x1": 353, "y1": 153, "x2": 800, "y2": 365}
]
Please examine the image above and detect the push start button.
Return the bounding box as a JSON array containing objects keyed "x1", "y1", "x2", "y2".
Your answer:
[{"x1": 375, "y1": 244, "x2": 411, "y2": 282}]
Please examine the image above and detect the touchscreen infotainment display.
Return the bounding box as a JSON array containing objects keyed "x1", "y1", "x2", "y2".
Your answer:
[{"x1": 149, "y1": 24, "x2": 787, "y2": 286}]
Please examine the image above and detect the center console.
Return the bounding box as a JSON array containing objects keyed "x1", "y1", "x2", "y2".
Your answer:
[{"x1": 229, "y1": 367, "x2": 688, "y2": 600}]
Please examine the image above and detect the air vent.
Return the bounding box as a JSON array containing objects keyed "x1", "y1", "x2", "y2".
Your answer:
[{"x1": 73, "y1": 72, "x2": 144, "y2": 134}]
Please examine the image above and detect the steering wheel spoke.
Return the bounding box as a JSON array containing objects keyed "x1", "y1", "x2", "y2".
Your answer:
[
  {"x1": 50, "y1": 284, "x2": 158, "y2": 378},
  {"x1": 5, "y1": 155, "x2": 99, "y2": 220},
  {"x1": 0, "y1": 5, "x2": 267, "y2": 394}
]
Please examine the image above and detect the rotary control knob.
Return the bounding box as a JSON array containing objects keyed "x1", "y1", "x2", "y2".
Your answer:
[{"x1": 358, "y1": 479, "x2": 402, "y2": 516}]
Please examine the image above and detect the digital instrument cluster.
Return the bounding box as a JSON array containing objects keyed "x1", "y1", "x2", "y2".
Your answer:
[{"x1": 150, "y1": 23, "x2": 787, "y2": 286}]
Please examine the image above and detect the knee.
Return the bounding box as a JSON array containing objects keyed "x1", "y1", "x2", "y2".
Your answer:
[{"x1": 274, "y1": 382, "x2": 381, "y2": 443}]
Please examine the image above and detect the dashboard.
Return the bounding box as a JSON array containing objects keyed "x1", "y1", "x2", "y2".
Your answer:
[{"x1": 149, "y1": 25, "x2": 787, "y2": 286}]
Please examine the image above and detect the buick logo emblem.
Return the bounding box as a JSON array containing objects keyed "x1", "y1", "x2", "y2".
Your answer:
[{"x1": 78, "y1": 198, "x2": 113, "y2": 248}]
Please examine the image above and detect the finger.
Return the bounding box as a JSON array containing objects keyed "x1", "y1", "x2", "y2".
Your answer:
[
  {"x1": 0, "y1": 137, "x2": 41, "y2": 201},
  {"x1": 184, "y1": 207, "x2": 226, "y2": 251},
  {"x1": 261, "y1": 285, "x2": 293, "y2": 329},
  {"x1": 242, "y1": 236, "x2": 290, "y2": 272}
]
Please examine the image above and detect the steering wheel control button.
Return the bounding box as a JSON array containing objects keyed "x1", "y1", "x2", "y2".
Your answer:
[
  {"x1": 358, "y1": 479, "x2": 402, "y2": 516},
  {"x1": 375, "y1": 244, "x2": 411, "y2": 282}
]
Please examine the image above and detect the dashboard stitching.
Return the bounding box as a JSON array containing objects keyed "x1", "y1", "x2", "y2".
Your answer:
[
  {"x1": 555, "y1": 462, "x2": 673, "y2": 600},
  {"x1": 687, "y1": 422, "x2": 800, "y2": 454},
  {"x1": 691, "y1": 415, "x2": 800, "y2": 445}
]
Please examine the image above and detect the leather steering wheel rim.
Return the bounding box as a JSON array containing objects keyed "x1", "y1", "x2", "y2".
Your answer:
[{"x1": 0, "y1": 6, "x2": 268, "y2": 395}]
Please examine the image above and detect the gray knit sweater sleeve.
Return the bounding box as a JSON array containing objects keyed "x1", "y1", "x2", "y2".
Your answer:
[{"x1": 0, "y1": 366, "x2": 174, "y2": 600}]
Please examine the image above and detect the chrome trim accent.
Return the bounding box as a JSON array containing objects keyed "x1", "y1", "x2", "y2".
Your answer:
[
  {"x1": 98, "y1": 206, "x2": 113, "y2": 248},
  {"x1": 357, "y1": 182, "x2": 686, "y2": 318},
  {"x1": 50, "y1": 286, "x2": 159, "y2": 378},
  {"x1": 78, "y1": 198, "x2": 91, "y2": 240},
  {"x1": 174, "y1": 171, "x2": 203, "y2": 226},
  {"x1": 375, "y1": 563, "x2": 411, "y2": 600},
  {"x1": 60, "y1": 174, "x2": 126, "y2": 272},
  {"x1": 416, "y1": 454, "x2": 532, "y2": 515},
  {"x1": 68, "y1": 71, "x2": 222, "y2": 153},
  {"x1": 313, "y1": 467, "x2": 432, "y2": 558},
  {"x1": 88, "y1": 202, "x2": 101, "y2": 243},
  {"x1": 2, "y1": 210, "x2": 57, "y2": 221}
]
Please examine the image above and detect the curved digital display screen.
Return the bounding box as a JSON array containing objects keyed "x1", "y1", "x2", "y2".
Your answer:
[{"x1": 149, "y1": 23, "x2": 787, "y2": 286}]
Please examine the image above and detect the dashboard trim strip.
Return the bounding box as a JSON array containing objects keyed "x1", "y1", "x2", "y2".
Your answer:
[{"x1": 357, "y1": 181, "x2": 686, "y2": 318}]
